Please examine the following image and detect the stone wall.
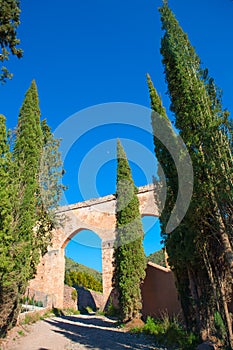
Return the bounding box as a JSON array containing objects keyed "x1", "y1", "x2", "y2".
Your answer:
[
  {"x1": 76, "y1": 287, "x2": 104, "y2": 311},
  {"x1": 63, "y1": 285, "x2": 77, "y2": 310}
]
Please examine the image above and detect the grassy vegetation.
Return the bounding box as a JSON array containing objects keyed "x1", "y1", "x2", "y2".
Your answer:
[
  {"x1": 130, "y1": 315, "x2": 199, "y2": 350},
  {"x1": 20, "y1": 307, "x2": 80, "y2": 325}
]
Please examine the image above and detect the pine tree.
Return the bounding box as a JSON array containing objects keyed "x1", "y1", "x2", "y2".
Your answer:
[
  {"x1": 158, "y1": 1, "x2": 233, "y2": 345},
  {"x1": 113, "y1": 140, "x2": 146, "y2": 322}
]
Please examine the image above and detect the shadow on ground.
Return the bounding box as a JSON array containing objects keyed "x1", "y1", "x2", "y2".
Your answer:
[{"x1": 44, "y1": 315, "x2": 155, "y2": 350}]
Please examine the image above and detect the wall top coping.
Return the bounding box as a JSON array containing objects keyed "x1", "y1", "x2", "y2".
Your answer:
[
  {"x1": 147, "y1": 261, "x2": 171, "y2": 273},
  {"x1": 56, "y1": 183, "x2": 155, "y2": 214}
]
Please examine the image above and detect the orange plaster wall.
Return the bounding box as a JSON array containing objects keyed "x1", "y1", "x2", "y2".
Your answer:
[{"x1": 141, "y1": 262, "x2": 182, "y2": 320}]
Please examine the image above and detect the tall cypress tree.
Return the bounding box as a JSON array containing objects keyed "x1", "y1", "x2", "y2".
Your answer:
[
  {"x1": 0, "y1": 115, "x2": 16, "y2": 336},
  {"x1": 0, "y1": 82, "x2": 65, "y2": 336},
  {"x1": 147, "y1": 75, "x2": 197, "y2": 328},
  {"x1": 113, "y1": 140, "x2": 146, "y2": 322},
  {"x1": 37, "y1": 118, "x2": 65, "y2": 254},
  {"x1": 13, "y1": 80, "x2": 44, "y2": 282},
  {"x1": 158, "y1": 1, "x2": 233, "y2": 345}
]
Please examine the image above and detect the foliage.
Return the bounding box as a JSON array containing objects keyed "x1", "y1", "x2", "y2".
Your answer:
[
  {"x1": 0, "y1": 114, "x2": 17, "y2": 336},
  {"x1": 65, "y1": 257, "x2": 102, "y2": 283},
  {"x1": 113, "y1": 140, "x2": 146, "y2": 322},
  {"x1": 21, "y1": 312, "x2": 42, "y2": 325},
  {"x1": 130, "y1": 316, "x2": 199, "y2": 350},
  {"x1": 71, "y1": 289, "x2": 77, "y2": 302},
  {"x1": 0, "y1": 81, "x2": 64, "y2": 337},
  {"x1": 21, "y1": 296, "x2": 43, "y2": 307},
  {"x1": 214, "y1": 311, "x2": 227, "y2": 340},
  {"x1": 105, "y1": 297, "x2": 119, "y2": 317},
  {"x1": 0, "y1": 0, "x2": 23, "y2": 82},
  {"x1": 62, "y1": 308, "x2": 80, "y2": 316},
  {"x1": 148, "y1": 1, "x2": 233, "y2": 346},
  {"x1": 65, "y1": 270, "x2": 103, "y2": 292},
  {"x1": 147, "y1": 249, "x2": 166, "y2": 267}
]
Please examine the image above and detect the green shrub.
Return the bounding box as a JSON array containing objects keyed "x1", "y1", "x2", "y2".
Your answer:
[
  {"x1": 63, "y1": 308, "x2": 80, "y2": 316},
  {"x1": 71, "y1": 289, "x2": 77, "y2": 301},
  {"x1": 130, "y1": 315, "x2": 198, "y2": 350},
  {"x1": 105, "y1": 297, "x2": 119, "y2": 317}
]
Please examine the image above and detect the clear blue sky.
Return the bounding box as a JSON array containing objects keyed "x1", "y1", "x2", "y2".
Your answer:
[{"x1": 1, "y1": 0, "x2": 233, "y2": 271}]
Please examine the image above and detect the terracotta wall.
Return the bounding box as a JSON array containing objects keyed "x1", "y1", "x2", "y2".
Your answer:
[{"x1": 141, "y1": 262, "x2": 182, "y2": 320}]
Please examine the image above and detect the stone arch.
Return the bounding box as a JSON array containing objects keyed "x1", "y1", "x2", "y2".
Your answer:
[
  {"x1": 28, "y1": 184, "x2": 159, "y2": 309},
  {"x1": 61, "y1": 227, "x2": 102, "y2": 249}
]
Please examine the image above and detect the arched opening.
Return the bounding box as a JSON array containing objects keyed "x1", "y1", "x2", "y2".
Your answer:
[
  {"x1": 63, "y1": 229, "x2": 104, "y2": 311},
  {"x1": 65, "y1": 229, "x2": 102, "y2": 272},
  {"x1": 142, "y1": 216, "x2": 165, "y2": 268}
]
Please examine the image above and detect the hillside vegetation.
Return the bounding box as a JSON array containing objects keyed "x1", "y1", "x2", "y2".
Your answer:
[
  {"x1": 147, "y1": 249, "x2": 166, "y2": 268},
  {"x1": 65, "y1": 257, "x2": 102, "y2": 292}
]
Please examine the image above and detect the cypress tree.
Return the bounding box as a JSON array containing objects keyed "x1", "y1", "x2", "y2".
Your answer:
[
  {"x1": 0, "y1": 115, "x2": 17, "y2": 336},
  {"x1": 113, "y1": 140, "x2": 146, "y2": 322},
  {"x1": 13, "y1": 80, "x2": 44, "y2": 282},
  {"x1": 157, "y1": 1, "x2": 233, "y2": 345},
  {"x1": 147, "y1": 75, "x2": 197, "y2": 328},
  {"x1": 0, "y1": 82, "x2": 65, "y2": 336},
  {"x1": 37, "y1": 118, "x2": 65, "y2": 253}
]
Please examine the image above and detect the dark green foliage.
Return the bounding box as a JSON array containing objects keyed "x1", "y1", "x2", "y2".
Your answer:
[
  {"x1": 153, "y1": 1, "x2": 233, "y2": 346},
  {"x1": 147, "y1": 249, "x2": 166, "y2": 267},
  {"x1": 0, "y1": 114, "x2": 17, "y2": 336},
  {"x1": 0, "y1": 81, "x2": 64, "y2": 337},
  {"x1": 65, "y1": 257, "x2": 102, "y2": 283},
  {"x1": 0, "y1": 0, "x2": 23, "y2": 82},
  {"x1": 13, "y1": 80, "x2": 44, "y2": 282},
  {"x1": 0, "y1": 114, "x2": 13, "y2": 286},
  {"x1": 113, "y1": 140, "x2": 146, "y2": 322}
]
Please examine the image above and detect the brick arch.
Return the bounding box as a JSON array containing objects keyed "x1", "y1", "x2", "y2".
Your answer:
[{"x1": 29, "y1": 184, "x2": 158, "y2": 309}]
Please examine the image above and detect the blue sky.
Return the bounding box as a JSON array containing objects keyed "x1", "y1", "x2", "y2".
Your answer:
[{"x1": 1, "y1": 0, "x2": 233, "y2": 271}]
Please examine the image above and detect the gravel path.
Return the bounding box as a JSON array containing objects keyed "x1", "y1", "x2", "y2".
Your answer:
[{"x1": 2, "y1": 314, "x2": 162, "y2": 350}]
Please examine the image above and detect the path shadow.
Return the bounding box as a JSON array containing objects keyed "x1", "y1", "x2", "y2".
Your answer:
[
  {"x1": 63, "y1": 315, "x2": 116, "y2": 328},
  {"x1": 44, "y1": 316, "x2": 154, "y2": 350}
]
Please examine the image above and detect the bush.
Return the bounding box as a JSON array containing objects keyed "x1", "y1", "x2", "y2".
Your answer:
[
  {"x1": 63, "y1": 308, "x2": 80, "y2": 316},
  {"x1": 22, "y1": 312, "x2": 42, "y2": 325},
  {"x1": 130, "y1": 315, "x2": 199, "y2": 350},
  {"x1": 105, "y1": 297, "x2": 119, "y2": 317},
  {"x1": 71, "y1": 289, "x2": 77, "y2": 302}
]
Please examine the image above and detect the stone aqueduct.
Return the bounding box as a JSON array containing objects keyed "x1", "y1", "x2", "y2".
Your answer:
[{"x1": 29, "y1": 184, "x2": 159, "y2": 309}]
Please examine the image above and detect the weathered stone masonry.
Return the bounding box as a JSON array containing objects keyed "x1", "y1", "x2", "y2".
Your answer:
[{"x1": 28, "y1": 184, "x2": 159, "y2": 309}]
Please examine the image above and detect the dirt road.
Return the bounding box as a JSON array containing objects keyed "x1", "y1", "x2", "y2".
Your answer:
[{"x1": 2, "y1": 314, "x2": 159, "y2": 350}]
